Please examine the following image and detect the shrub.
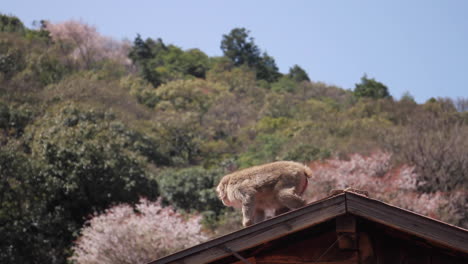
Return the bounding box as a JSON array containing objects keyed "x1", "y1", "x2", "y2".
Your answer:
[
  {"x1": 0, "y1": 14, "x2": 25, "y2": 33},
  {"x1": 384, "y1": 111, "x2": 468, "y2": 192},
  {"x1": 282, "y1": 144, "x2": 331, "y2": 163},
  {"x1": 158, "y1": 167, "x2": 224, "y2": 214},
  {"x1": 237, "y1": 133, "x2": 288, "y2": 167},
  {"x1": 70, "y1": 199, "x2": 207, "y2": 264},
  {"x1": 271, "y1": 76, "x2": 298, "y2": 93},
  {"x1": 353, "y1": 74, "x2": 391, "y2": 99},
  {"x1": 304, "y1": 151, "x2": 467, "y2": 228}
]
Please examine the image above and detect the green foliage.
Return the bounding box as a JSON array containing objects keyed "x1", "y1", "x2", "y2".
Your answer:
[
  {"x1": 255, "y1": 52, "x2": 281, "y2": 82},
  {"x1": 282, "y1": 144, "x2": 331, "y2": 162},
  {"x1": 30, "y1": 54, "x2": 68, "y2": 86},
  {"x1": 0, "y1": 14, "x2": 25, "y2": 33},
  {"x1": 201, "y1": 90, "x2": 259, "y2": 145},
  {"x1": 354, "y1": 74, "x2": 391, "y2": 99},
  {"x1": 153, "y1": 112, "x2": 204, "y2": 165},
  {"x1": 0, "y1": 101, "x2": 33, "y2": 138},
  {"x1": 207, "y1": 60, "x2": 258, "y2": 94},
  {"x1": 220, "y1": 28, "x2": 260, "y2": 66},
  {"x1": 400, "y1": 91, "x2": 415, "y2": 103},
  {"x1": 0, "y1": 146, "x2": 51, "y2": 264},
  {"x1": 129, "y1": 35, "x2": 209, "y2": 87},
  {"x1": 0, "y1": 24, "x2": 67, "y2": 87},
  {"x1": 221, "y1": 27, "x2": 280, "y2": 82},
  {"x1": 271, "y1": 76, "x2": 298, "y2": 93},
  {"x1": 153, "y1": 79, "x2": 223, "y2": 113},
  {"x1": 256, "y1": 116, "x2": 292, "y2": 133},
  {"x1": 260, "y1": 93, "x2": 298, "y2": 118},
  {"x1": 25, "y1": 21, "x2": 51, "y2": 42},
  {"x1": 44, "y1": 74, "x2": 154, "y2": 124},
  {"x1": 28, "y1": 105, "x2": 158, "y2": 197},
  {"x1": 288, "y1": 64, "x2": 310, "y2": 82},
  {"x1": 179, "y1": 48, "x2": 210, "y2": 78},
  {"x1": 158, "y1": 167, "x2": 224, "y2": 214},
  {"x1": 30, "y1": 103, "x2": 169, "y2": 165},
  {"x1": 0, "y1": 37, "x2": 26, "y2": 80},
  {"x1": 120, "y1": 75, "x2": 158, "y2": 108},
  {"x1": 20, "y1": 104, "x2": 162, "y2": 262},
  {"x1": 238, "y1": 133, "x2": 289, "y2": 167}
]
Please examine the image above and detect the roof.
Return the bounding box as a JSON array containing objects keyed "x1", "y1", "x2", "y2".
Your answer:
[{"x1": 150, "y1": 190, "x2": 468, "y2": 264}]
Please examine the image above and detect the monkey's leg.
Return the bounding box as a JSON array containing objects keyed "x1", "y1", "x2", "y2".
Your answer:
[
  {"x1": 274, "y1": 207, "x2": 290, "y2": 216},
  {"x1": 241, "y1": 198, "x2": 256, "y2": 227},
  {"x1": 277, "y1": 188, "x2": 306, "y2": 210},
  {"x1": 254, "y1": 209, "x2": 265, "y2": 224}
]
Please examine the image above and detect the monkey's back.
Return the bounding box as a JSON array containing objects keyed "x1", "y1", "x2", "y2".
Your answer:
[{"x1": 224, "y1": 161, "x2": 311, "y2": 189}]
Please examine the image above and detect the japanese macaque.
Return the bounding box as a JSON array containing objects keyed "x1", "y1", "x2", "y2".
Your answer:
[{"x1": 216, "y1": 161, "x2": 312, "y2": 227}]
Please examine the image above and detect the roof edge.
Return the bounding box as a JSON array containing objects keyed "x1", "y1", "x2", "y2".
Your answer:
[
  {"x1": 150, "y1": 193, "x2": 346, "y2": 264},
  {"x1": 150, "y1": 191, "x2": 468, "y2": 264},
  {"x1": 345, "y1": 191, "x2": 468, "y2": 253}
]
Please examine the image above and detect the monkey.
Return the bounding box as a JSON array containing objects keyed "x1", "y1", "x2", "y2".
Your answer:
[{"x1": 216, "y1": 161, "x2": 312, "y2": 227}]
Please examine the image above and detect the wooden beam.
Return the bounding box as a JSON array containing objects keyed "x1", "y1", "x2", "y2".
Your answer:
[
  {"x1": 345, "y1": 192, "x2": 468, "y2": 253},
  {"x1": 336, "y1": 214, "x2": 356, "y2": 233},
  {"x1": 336, "y1": 215, "x2": 357, "y2": 250}
]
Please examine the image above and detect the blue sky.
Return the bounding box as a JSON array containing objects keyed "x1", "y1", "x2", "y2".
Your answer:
[{"x1": 3, "y1": 0, "x2": 468, "y2": 103}]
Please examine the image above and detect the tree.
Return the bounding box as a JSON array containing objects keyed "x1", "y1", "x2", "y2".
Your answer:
[
  {"x1": 288, "y1": 64, "x2": 310, "y2": 82},
  {"x1": 220, "y1": 28, "x2": 280, "y2": 82},
  {"x1": 153, "y1": 111, "x2": 204, "y2": 165},
  {"x1": 0, "y1": 38, "x2": 27, "y2": 80},
  {"x1": 130, "y1": 36, "x2": 166, "y2": 87},
  {"x1": 0, "y1": 146, "x2": 56, "y2": 264},
  {"x1": 271, "y1": 76, "x2": 298, "y2": 93},
  {"x1": 384, "y1": 110, "x2": 468, "y2": 193},
  {"x1": 0, "y1": 14, "x2": 25, "y2": 33},
  {"x1": 44, "y1": 20, "x2": 131, "y2": 70},
  {"x1": 129, "y1": 36, "x2": 209, "y2": 87},
  {"x1": 24, "y1": 104, "x2": 161, "y2": 263},
  {"x1": 181, "y1": 48, "x2": 210, "y2": 78},
  {"x1": 70, "y1": 199, "x2": 207, "y2": 264},
  {"x1": 354, "y1": 74, "x2": 391, "y2": 99},
  {"x1": 256, "y1": 52, "x2": 281, "y2": 83},
  {"x1": 128, "y1": 34, "x2": 153, "y2": 62},
  {"x1": 220, "y1": 28, "x2": 260, "y2": 67},
  {"x1": 158, "y1": 167, "x2": 224, "y2": 214},
  {"x1": 304, "y1": 151, "x2": 467, "y2": 228},
  {"x1": 153, "y1": 79, "x2": 221, "y2": 115}
]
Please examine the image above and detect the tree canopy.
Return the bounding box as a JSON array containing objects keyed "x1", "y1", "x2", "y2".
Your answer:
[
  {"x1": 221, "y1": 27, "x2": 281, "y2": 82},
  {"x1": 354, "y1": 74, "x2": 391, "y2": 99}
]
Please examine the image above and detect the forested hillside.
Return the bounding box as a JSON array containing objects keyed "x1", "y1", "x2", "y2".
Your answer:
[{"x1": 1, "y1": 14, "x2": 467, "y2": 264}]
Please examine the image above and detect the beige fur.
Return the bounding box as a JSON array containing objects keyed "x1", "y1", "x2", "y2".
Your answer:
[{"x1": 216, "y1": 161, "x2": 313, "y2": 227}]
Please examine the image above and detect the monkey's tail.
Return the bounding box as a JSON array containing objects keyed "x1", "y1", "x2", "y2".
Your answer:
[
  {"x1": 303, "y1": 165, "x2": 314, "y2": 179},
  {"x1": 298, "y1": 165, "x2": 312, "y2": 195}
]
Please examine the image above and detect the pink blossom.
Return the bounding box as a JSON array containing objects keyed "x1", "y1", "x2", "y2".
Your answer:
[
  {"x1": 70, "y1": 199, "x2": 207, "y2": 264},
  {"x1": 45, "y1": 20, "x2": 131, "y2": 68},
  {"x1": 303, "y1": 151, "x2": 465, "y2": 226}
]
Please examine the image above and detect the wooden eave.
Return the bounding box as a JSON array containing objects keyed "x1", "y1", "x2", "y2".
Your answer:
[{"x1": 150, "y1": 191, "x2": 468, "y2": 264}]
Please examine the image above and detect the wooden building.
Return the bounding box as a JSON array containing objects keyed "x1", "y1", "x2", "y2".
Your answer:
[{"x1": 150, "y1": 190, "x2": 468, "y2": 264}]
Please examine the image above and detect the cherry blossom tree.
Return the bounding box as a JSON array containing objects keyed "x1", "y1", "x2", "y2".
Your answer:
[
  {"x1": 70, "y1": 199, "x2": 207, "y2": 264},
  {"x1": 303, "y1": 152, "x2": 467, "y2": 227},
  {"x1": 45, "y1": 20, "x2": 131, "y2": 69}
]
